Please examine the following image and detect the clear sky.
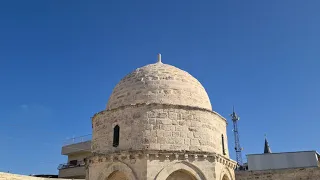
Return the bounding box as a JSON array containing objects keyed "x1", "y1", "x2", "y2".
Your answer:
[{"x1": 0, "y1": 0, "x2": 319, "y2": 175}]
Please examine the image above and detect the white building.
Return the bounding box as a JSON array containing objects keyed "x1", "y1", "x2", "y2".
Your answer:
[
  {"x1": 58, "y1": 135, "x2": 91, "y2": 179},
  {"x1": 247, "y1": 151, "x2": 320, "y2": 171}
]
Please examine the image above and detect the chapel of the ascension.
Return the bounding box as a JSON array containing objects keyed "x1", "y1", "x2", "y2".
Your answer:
[{"x1": 86, "y1": 54, "x2": 237, "y2": 180}]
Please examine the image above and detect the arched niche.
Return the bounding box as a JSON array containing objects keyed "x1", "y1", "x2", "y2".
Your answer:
[
  {"x1": 107, "y1": 171, "x2": 128, "y2": 180},
  {"x1": 155, "y1": 161, "x2": 206, "y2": 180},
  {"x1": 219, "y1": 167, "x2": 233, "y2": 180},
  {"x1": 222, "y1": 174, "x2": 229, "y2": 180},
  {"x1": 166, "y1": 169, "x2": 197, "y2": 180},
  {"x1": 97, "y1": 162, "x2": 137, "y2": 180}
]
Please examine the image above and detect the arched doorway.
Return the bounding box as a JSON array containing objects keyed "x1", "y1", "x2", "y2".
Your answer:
[
  {"x1": 222, "y1": 174, "x2": 230, "y2": 180},
  {"x1": 166, "y1": 169, "x2": 197, "y2": 180},
  {"x1": 107, "y1": 171, "x2": 129, "y2": 180}
]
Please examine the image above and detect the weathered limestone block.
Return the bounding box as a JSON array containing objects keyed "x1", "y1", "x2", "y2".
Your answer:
[{"x1": 92, "y1": 104, "x2": 229, "y2": 156}]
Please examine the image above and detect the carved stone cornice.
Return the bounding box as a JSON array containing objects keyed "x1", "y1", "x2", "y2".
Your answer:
[
  {"x1": 92, "y1": 103, "x2": 227, "y2": 124},
  {"x1": 87, "y1": 150, "x2": 237, "y2": 170}
]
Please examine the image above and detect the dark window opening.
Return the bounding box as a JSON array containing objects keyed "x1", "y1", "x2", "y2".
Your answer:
[
  {"x1": 113, "y1": 125, "x2": 120, "y2": 147},
  {"x1": 69, "y1": 160, "x2": 78, "y2": 166},
  {"x1": 222, "y1": 134, "x2": 226, "y2": 155}
]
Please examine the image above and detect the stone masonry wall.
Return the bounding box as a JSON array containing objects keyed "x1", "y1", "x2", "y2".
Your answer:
[
  {"x1": 92, "y1": 104, "x2": 229, "y2": 156},
  {"x1": 0, "y1": 172, "x2": 77, "y2": 180},
  {"x1": 87, "y1": 155, "x2": 147, "y2": 180},
  {"x1": 92, "y1": 104, "x2": 145, "y2": 153},
  {"x1": 87, "y1": 151, "x2": 236, "y2": 180},
  {"x1": 148, "y1": 158, "x2": 216, "y2": 180},
  {"x1": 235, "y1": 167, "x2": 320, "y2": 180},
  {"x1": 147, "y1": 157, "x2": 235, "y2": 180}
]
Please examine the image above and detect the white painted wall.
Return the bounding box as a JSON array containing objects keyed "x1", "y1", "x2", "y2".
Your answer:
[{"x1": 247, "y1": 151, "x2": 319, "y2": 171}]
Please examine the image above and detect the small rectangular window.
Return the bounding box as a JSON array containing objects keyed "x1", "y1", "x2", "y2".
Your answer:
[
  {"x1": 222, "y1": 134, "x2": 226, "y2": 155},
  {"x1": 113, "y1": 125, "x2": 120, "y2": 147}
]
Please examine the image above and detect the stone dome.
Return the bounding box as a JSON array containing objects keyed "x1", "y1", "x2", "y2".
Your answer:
[
  {"x1": 90, "y1": 55, "x2": 236, "y2": 180},
  {"x1": 106, "y1": 56, "x2": 212, "y2": 111}
]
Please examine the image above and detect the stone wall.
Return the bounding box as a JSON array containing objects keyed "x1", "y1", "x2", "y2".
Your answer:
[
  {"x1": 92, "y1": 103, "x2": 229, "y2": 156},
  {"x1": 87, "y1": 151, "x2": 237, "y2": 180},
  {"x1": 87, "y1": 154, "x2": 147, "y2": 180},
  {"x1": 147, "y1": 154, "x2": 235, "y2": 180},
  {"x1": 235, "y1": 167, "x2": 320, "y2": 180},
  {"x1": 0, "y1": 172, "x2": 77, "y2": 180}
]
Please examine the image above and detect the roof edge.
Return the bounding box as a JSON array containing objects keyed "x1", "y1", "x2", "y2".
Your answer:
[{"x1": 247, "y1": 150, "x2": 318, "y2": 156}]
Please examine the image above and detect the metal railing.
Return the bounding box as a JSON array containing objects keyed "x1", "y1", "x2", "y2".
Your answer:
[
  {"x1": 63, "y1": 134, "x2": 92, "y2": 146},
  {"x1": 57, "y1": 161, "x2": 86, "y2": 170}
]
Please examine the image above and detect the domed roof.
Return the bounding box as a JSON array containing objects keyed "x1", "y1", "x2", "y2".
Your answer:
[{"x1": 106, "y1": 55, "x2": 212, "y2": 111}]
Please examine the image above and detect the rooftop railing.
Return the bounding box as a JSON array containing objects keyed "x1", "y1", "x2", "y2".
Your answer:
[
  {"x1": 63, "y1": 134, "x2": 92, "y2": 146},
  {"x1": 57, "y1": 161, "x2": 86, "y2": 170}
]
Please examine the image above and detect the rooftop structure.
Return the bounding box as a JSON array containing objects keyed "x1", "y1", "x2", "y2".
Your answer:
[
  {"x1": 235, "y1": 138, "x2": 320, "y2": 179},
  {"x1": 247, "y1": 150, "x2": 320, "y2": 171},
  {"x1": 243, "y1": 137, "x2": 320, "y2": 171},
  {"x1": 58, "y1": 135, "x2": 91, "y2": 179}
]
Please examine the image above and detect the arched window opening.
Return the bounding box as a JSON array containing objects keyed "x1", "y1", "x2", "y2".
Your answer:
[
  {"x1": 222, "y1": 174, "x2": 230, "y2": 180},
  {"x1": 222, "y1": 134, "x2": 226, "y2": 155},
  {"x1": 166, "y1": 170, "x2": 197, "y2": 180},
  {"x1": 107, "y1": 171, "x2": 128, "y2": 180},
  {"x1": 113, "y1": 125, "x2": 120, "y2": 147}
]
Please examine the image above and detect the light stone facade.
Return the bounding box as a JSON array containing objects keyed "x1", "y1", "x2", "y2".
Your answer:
[
  {"x1": 87, "y1": 57, "x2": 237, "y2": 180},
  {"x1": 92, "y1": 104, "x2": 229, "y2": 154}
]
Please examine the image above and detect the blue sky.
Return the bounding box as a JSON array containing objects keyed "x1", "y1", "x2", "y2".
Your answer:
[{"x1": 0, "y1": 0, "x2": 319, "y2": 175}]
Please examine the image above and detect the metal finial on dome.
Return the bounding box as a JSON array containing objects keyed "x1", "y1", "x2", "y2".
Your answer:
[{"x1": 157, "y1": 53, "x2": 162, "y2": 63}]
